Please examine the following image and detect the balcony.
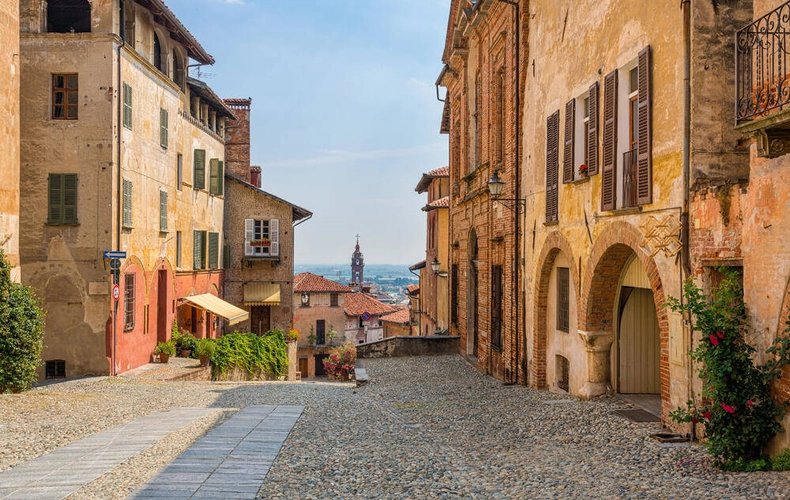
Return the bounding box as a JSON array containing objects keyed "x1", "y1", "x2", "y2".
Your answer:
[
  {"x1": 735, "y1": 1, "x2": 790, "y2": 157},
  {"x1": 623, "y1": 149, "x2": 638, "y2": 209}
]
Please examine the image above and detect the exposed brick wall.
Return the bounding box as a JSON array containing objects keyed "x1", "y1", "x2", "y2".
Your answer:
[{"x1": 223, "y1": 99, "x2": 251, "y2": 181}]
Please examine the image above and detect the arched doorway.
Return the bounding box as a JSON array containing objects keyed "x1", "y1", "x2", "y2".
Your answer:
[
  {"x1": 616, "y1": 255, "x2": 660, "y2": 394},
  {"x1": 467, "y1": 229, "x2": 478, "y2": 358}
]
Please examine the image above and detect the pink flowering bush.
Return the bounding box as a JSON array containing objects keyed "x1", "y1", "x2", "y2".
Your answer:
[
  {"x1": 322, "y1": 342, "x2": 357, "y2": 381},
  {"x1": 667, "y1": 269, "x2": 790, "y2": 469}
]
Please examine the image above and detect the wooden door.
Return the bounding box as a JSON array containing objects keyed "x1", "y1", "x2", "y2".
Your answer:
[
  {"x1": 298, "y1": 357, "x2": 308, "y2": 378},
  {"x1": 156, "y1": 270, "x2": 168, "y2": 342},
  {"x1": 250, "y1": 306, "x2": 270, "y2": 335},
  {"x1": 618, "y1": 288, "x2": 660, "y2": 393}
]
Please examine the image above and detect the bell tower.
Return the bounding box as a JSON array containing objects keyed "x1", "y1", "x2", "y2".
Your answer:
[{"x1": 350, "y1": 235, "x2": 364, "y2": 286}]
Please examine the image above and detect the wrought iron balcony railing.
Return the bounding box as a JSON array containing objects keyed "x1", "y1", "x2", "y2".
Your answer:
[
  {"x1": 736, "y1": 2, "x2": 790, "y2": 124},
  {"x1": 623, "y1": 149, "x2": 638, "y2": 209}
]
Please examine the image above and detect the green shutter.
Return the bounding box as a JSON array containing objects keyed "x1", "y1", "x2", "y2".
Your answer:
[
  {"x1": 193, "y1": 230, "x2": 203, "y2": 270},
  {"x1": 160, "y1": 108, "x2": 168, "y2": 148},
  {"x1": 48, "y1": 174, "x2": 63, "y2": 223},
  {"x1": 123, "y1": 83, "x2": 132, "y2": 130},
  {"x1": 159, "y1": 190, "x2": 168, "y2": 232},
  {"x1": 122, "y1": 179, "x2": 132, "y2": 228},
  {"x1": 217, "y1": 160, "x2": 224, "y2": 194},
  {"x1": 209, "y1": 158, "x2": 219, "y2": 195},
  {"x1": 194, "y1": 149, "x2": 206, "y2": 190},
  {"x1": 208, "y1": 232, "x2": 219, "y2": 269},
  {"x1": 222, "y1": 243, "x2": 230, "y2": 269},
  {"x1": 49, "y1": 173, "x2": 78, "y2": 224}
]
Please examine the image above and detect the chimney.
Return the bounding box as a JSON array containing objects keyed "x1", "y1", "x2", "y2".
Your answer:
[
  {"x1": 250, "y1": 166, "x2": 261, "y2": 188},
  {"x1": 223, "y1": 98, "x2": 252, "y2": 181}
]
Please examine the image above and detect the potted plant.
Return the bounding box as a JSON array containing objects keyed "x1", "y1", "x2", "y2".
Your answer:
[
  {"x1": 177, "y1": 331, "x2": 196, "y2": 357},
  {"x1": 287, "y1": 328, "x2": 299, "y2": 342},
  {"x1": 326, "y1": 325, "x2": 338, "y2": 345},
  {"x1": 578, "y1": 163, "x2": 589, "y2": 177},
  {"x1": 154, "y1": 340, "x2": 176, "y2": 363},
  {"x1": 307, "y1": 326, "x2": 317, "y2": 345},
  {"x1": 249, "y1": 238, "x2": 271, "y2": 247},
  {"x1": 194, "y1": 338, "x2": 216, "y2": 367}
]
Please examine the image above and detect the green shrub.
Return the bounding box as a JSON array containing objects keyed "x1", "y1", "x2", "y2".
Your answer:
[
  {"x1": 172, "y1": 329, "x2": 196, "y2": 354},
  {"x1": 772, "y1": 448, "x2": 790, "y2": 471},
  {"x1": 154, "y1": 340, "x2": 176, "y2": 356},
  {"x1": 194, "y1": 338, "x2": 216, "y2": 358},
  {"x1": 0, "y1": 250, "x2": 45, "y2": 393},
  {"x1": 211, "y1": 330, "x2": 287, "y2": 380},
  {"x1": 322, "y1": 342, "x2": 356, "y2": 381},
  {"x1": 667, "y1": 268, "x2": 790, "y2": 466}
]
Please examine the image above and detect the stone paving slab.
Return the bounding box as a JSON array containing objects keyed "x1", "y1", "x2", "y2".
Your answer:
[
  {"x1": 129, "y1": 405, "x2": 303, "y2": 500},
  {"x1": 0, "y1": 407, "x2": 217, "y2": 500}
]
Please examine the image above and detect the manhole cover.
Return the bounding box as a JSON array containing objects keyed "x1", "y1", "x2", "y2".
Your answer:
[{"x1": 612, "y1": 409, "x2": 661, "y2": 422}]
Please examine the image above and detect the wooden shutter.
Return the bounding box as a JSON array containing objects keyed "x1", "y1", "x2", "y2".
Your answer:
[
  {"x1": 270, "y1": 218, "x2": 280, "y2": 257},
  {"x1": 545, "y1": 111, "x2": 559, "y2": 223},
  {"x1": 209, "y1": 158, "x2": 219, "y2": 194},
  {"x1": 217, "y1": 160, "x2": 224, "y2": 194},
  {"x1": 63, "y1": 174, "x2": 77, "y2": 223},
  {"x1": 122, "y1": 179, "x2": 132, "y2": 228},
  {"x1": 636, "y1": 46, "x2": 652, "y2": 205},
  {"x1": 160, "y1": 108, "x2": 168, "y2": 148},
  {"x1": 194, "y1": 150, "x2": 206, "y2": 190},
  {"x1": 601, "y1": 70, "x2": 618, "y2": 212},
  {"x1": 48, "y1": 174, "x2": 63, "y2": 223},
  {"x1": 563, "y1": 99, "x2": 575, "y2": 183},
  {"x1": 208, "y1": 232, "x2": 219, "y2": 269},
  {"x1": 193, "y1": 230, "x2": 204, "y2": 270},
  {"x1": 159, "y1": 191, "x2": 167, "y2": 232},
  {"x1": 244, "y1": 218, "x2": 254, "y2": 256},
  {"x1": 123, "y1": 83, "x2": 132, "y2": 130},
  {"x1": 587, "y1": 81, "x2": 599, "y2": 175}
]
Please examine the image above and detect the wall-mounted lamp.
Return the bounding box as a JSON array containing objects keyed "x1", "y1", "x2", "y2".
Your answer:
[
  {"x1": 431, "y1": 257, "x2": 449, "y2": 278},
  {"x1": 488, "y1": 170, "x2": 526, "y2": 213}
]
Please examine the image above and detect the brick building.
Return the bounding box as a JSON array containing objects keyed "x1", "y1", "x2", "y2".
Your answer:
[
  {"x1": 0, "y1": 0, "x2": 20, "y2": 281},
  {"x1": 18, "y1": 0, "x2": 243, "y2": 378},
  {"x1": 381, "y1": 309, "x2": 411, "y2": 339},
  {"x1": 343, "y1": 292, "x2": 396, "y2": 344},
  {"x1": 437, "y1": 0, "x2": 528, "y2": 382}
]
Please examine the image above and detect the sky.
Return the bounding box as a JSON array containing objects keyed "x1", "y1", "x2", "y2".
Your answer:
[{"x1": 165, "y1": 0, "x2": 451, "y2": 265}]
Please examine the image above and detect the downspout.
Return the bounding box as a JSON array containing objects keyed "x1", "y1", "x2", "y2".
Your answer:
[
  {"x1": 681, "y1": 0, "x2": 695, "y2": 437},
  {"x1": 113, "y1": 0, "x2": 127, "y2": 376}
]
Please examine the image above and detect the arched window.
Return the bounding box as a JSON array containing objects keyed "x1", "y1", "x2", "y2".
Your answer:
[
  {"x1": 47, "y1": 0, "x2": 91, "y2": 33},
  {"x1": 153, "y1": 33, "x2": 163, "y2": 72},
  {"x1": 173, "y1": 49, "x2": 185, "y2": 91}
]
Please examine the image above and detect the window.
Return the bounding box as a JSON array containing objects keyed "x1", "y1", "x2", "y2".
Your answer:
[
  {"x1": 602, "y1": 46, "x2": 652, "y2": 211},
  {"x1": 122, "y1": 179, "x2": 132, "y2": 228},
  {"x1": 208, "y1": 232, "x2": 219, "y2": 269},
  {"x1": 316, "y1": 320, "x2": 326, "y2": 345},
  {"x1": 193, "y1": 230, "x2": 206, "y2": 270},
  {"x1": 52, "y1": 74, "x2": 78, "y2": 120},
  {"x1": 496, "y1": 69, "x2": 506, "y2": 167},
  {"x1": 176, "y1": 153, "x2": 183, "y2": 190},
  {"x1": 557, "y1": 267, "x2": 570, "y2": 332},
  {"x1": 491, "y1": 265, "x2": 503, "y2": 349},
  {"x1": 48, "y1": 173, "x2": 78, "y2": 224},
  {"x1": 556, "y1": 355, "x2": 570, "y2": 392},
  {"x1": 172, "y1": 49, "x2": 185, "y2": 91},
  {"x1": 124, "y1": 272, "x2": 135, "y2": 330},
  {"x1": 330, "y1": 293, "x2": 339, "y2": 307},
  {"x1": 159, "y1": 190, "x2": 167, "y2": 232},
  {"x1": 45, "y1": 360, "x2": 66, "y2": 379},
  {"x1": 47, "y1": 0, "x2": 91, "y2": 33},
  {"x1": 122, "y1": 82, "x2": 132, "y2": 130},
  {"x1": 153, "y1": 33, "x2": 163, "y2": 72},
  {"x1": 176, "y1": 231, "x2": 182, "y2": 268},
  {"x1": 472, "y1": 71, "x2": 481, "y2": 171},
  {"x1": 451, "y1": 264, "x2": 458, "y2": 326},
  {"x1": 545, "y1": 110, "x2": 560, "y2": 223},
  {"x1": 244, "y1": 218, "x2": 280, "y2": 257},
  {"x1": 564, "y1": 82, "x2": 600, "y2": 183},
  {"x1": 193, "y1": 149, "x2": 206, "y2": 190},
  {"x1": 209, "y1": 159, "x2": 224, "y2": 195},
  {"x1": 160, "y1": 108, "x2": 168, "y2": 148}
]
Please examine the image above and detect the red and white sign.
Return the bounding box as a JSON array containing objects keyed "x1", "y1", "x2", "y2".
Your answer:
[{"x1": 112, "y1": 284, "x2": 120, "y2": 301}]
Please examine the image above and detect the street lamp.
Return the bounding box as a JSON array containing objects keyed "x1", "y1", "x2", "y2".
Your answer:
[
  {"x1": 487, "y1": 170, "x2": 526, "y2": 213},
  {"x1": 430, "y1": 257, "x2": 448, "y2": 277}
]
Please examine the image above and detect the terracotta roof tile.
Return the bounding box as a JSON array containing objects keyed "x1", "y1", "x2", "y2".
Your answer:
[
  {"x1": 381, "y1": 309, "x2": 410, "y2": 324},
  {"x1": 415, "y1": 166, "x2": 450, "y2": 193},
  {"x1": 293, "y1": 273, "x2": 353, "y2": 293},
  {"x1": 343, "y1": 292, "x2": 396, "y2": 317},
  {"x1": 406, "y1": 284, "x2": 420, "y2": 294},
  {"x1": 423, "y1": 195, "x2": 449, "y2": 211}
]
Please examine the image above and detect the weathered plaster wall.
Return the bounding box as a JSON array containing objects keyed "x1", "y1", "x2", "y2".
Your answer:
[
  {"x1": 293, "y1": 292, "x2": 348, "y2": 346},
  {"x1": 0, "y1": 0, "x2": 20, "y2": 280}
]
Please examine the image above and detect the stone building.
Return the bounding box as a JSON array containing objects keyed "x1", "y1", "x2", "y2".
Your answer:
[
  {"x1": 293, "y1": 272, "x2": 352, "y2": 378},
  {"x1": 414, "y1": 166, "x2": 450, "y2": 336},
  {"x1": 222, "y1": 98, "x2": 311, "y2": 336},
  {"x1": 18, "y1": 0, "x2": 244, "y2": 378},
  {"x1": 437, "y1": 0, "x2": 528, "y2": 382},
  {"x1": 406, "y1": 283, "x2": 420, "y2": 336},
  {"x1": 0, "y1": 0, "x2": 20, "y2": 281},
  {"x1": 381, "y1": 309, "x2": 410, "y2": 339},
  {"x1": 343, "y1": 292, "x2": 396, "y2": 344},
  {"x1": 708, "y1": 0, "x2": 790, "y2": 450}
]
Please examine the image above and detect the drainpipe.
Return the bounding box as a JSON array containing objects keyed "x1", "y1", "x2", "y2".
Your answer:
[
  {"x1": 681, "y1": 0, "x2": 695, "y2": 438},
  {"x1": 498, "y1": 0, "x2": 521, "y2": 385}
]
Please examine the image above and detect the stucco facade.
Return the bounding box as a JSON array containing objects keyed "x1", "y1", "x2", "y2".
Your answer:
[
  {"x1": 0, "y1": 0, "x2": 20, "y2": 281},
  {"x1": 19, "y1": 0, "x2": 231, "y2": 378}
]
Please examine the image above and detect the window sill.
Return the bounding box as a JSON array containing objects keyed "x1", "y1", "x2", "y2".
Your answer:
[
  {"x1": 568, "y1": 176, "x2": 590, "y2": 185},
  {"x1": 598, "y1": 206, "x2": 642, "y2": 217},
  {"x1": 46, "y1": 221, "x2": 80, "y2": 226},
  {"x1": 543, "y1": 220, "x2": 559, "y2": 227},
  {"x1": 243, "y1": 255, "x2": 280, "y2": 261}
]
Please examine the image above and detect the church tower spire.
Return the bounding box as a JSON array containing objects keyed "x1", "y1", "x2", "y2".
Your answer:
[{"x1": 351, "y1": 235, "x2": 364, "y2": 286}]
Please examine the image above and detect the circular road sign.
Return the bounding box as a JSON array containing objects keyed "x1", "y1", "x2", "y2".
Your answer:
[
  {"x1": 112, "y1": 284, "x2": 120, "y2": 301},
  {"x1": 109, "y1": 258, "x2": 121, "y2": 270}
]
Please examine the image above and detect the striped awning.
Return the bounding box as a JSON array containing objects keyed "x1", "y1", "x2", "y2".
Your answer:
[
  {"x1": 182, "y1": 294, "x2": 249, "y2": 325},
  {"x1": 243, "y1": 283, "x2": 281, "y2": 306}
]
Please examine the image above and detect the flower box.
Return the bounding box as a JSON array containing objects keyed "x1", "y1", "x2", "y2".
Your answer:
[{"x1": 250, "y1": 239, "x2": 271, "y2": 247}]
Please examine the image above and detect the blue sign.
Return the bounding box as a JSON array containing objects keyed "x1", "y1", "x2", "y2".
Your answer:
[{"x1": 103, "y1": 250, "x2": 127, "y2": 259}]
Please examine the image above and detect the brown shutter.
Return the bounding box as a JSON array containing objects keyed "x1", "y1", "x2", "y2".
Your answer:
[
  {"x1": 601, "y1": 70, "x2": 618, "y2": 212},
  {"x1": 636, "y1": 46, "x2": 652, "y2": 206},
  {"x1": 546, "y1": 111, "x2": 560, "y2": 223},
  {"x1": 587, "y1": 81, "x2": 599, "y2": 175},
  {"x1": 563, "y1": 99, "x2": 575, "y2": 184}
]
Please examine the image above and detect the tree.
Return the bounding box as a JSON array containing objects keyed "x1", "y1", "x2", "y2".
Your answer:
[{"x1": 0, "y1": 250, "x2": 45, "y2": 393}]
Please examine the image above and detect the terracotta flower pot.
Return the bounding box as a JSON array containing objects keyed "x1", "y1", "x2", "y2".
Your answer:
[
  {"x1": 159, "y1": 353, "x2": 170, "y2": 364},
  {"x1": 199, "y1": 355, "x2": 210, "y2": 367}
]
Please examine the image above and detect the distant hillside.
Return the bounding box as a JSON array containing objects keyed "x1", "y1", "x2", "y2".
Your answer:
[{"x1": 294, "y1": 264, "x2": 417, "y2": 283}]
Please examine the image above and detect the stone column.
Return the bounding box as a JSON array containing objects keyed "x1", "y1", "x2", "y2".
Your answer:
[
  {"x1": 578, "y1": 330, "x2": 614, "y2": 399},
  {"x1": 286, "y1": 340, "x2": 297, "y2": 381}
]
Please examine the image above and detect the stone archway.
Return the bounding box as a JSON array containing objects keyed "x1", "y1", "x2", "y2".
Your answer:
[
  {"x1": 579, "y1": 221, "x2": 669, "y2": 413},
  {"x1": 532, "y1": 230, "x2": 578, "y2": 389}
]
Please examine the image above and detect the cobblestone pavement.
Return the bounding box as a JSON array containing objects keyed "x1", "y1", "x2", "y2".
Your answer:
[{"x1": 1, "y1": 355, "x2": 789, "y2": 499}]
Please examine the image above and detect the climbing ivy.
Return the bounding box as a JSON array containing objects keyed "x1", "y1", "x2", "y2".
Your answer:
[{"x1": 211, "y1": 330, "x2": 287, "y2": 380}]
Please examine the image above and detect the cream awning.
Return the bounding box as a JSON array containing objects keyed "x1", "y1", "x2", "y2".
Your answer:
[
  {"x1": 183, "y1": 294, "x2": 249, "y2": 325},
  {"x1": 243, "y1": 283, "x2": 281, "y2": 306}
]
